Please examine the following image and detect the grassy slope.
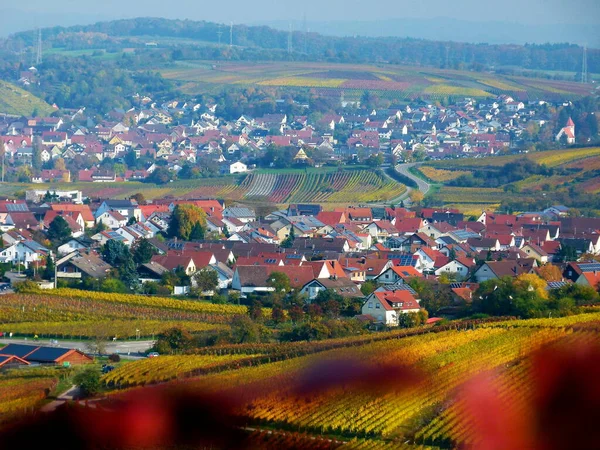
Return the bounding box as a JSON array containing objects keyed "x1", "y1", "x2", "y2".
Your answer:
[{"x1": 0, "y1": 81, "x2": 54, "y2": 117}]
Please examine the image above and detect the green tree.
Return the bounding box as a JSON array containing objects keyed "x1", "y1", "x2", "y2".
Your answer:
[
  {"x1": 132, "y1": 238, "x2": 155, "y2": 264},
  {"x1": 154, "y1": 327, "x2": 194, "y2": 354},
  {"x1": 102, "y1": 240, "x2": 139, "y2": 290},
  {"x1": 146, "y1": 167, "x2": 172, "y2": 184},
  {"x1": 267, "y1": 272, "x2": 291, "y2": 293},
  {"x1": 280, "y1": 226, "x2": 295, "y2": 248},
  {"x1": 47, "y1": 216, "x2": 72, "y2": 246},
  {"x1": 43, "y1": 254, "x2": 55, "y2": 281},
  {"x1": 74, "y1": 368, "x2": 101, "y2": 397},
  {"x1": 193, "y1": 267, "x2": 219, "y2": 296},
  {"x1": 189, "y1": 222, "x2": 205, "y2": 240},
  {"x1": 230, "y1": 315, "x2": 262, "y2": 344},
  {"x1": 100, "y1": 277, "x2": 128, "y2": 293}
]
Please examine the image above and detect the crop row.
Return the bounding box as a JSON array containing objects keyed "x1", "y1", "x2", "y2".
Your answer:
[
  {"x1": 16, "y1": 287, "x2": 253, "y2": 315},
  {"x1": 4, "y1": 320, "x2": 225, "y2": 339},
  {"x1": 102, "y1": 354, "x2": 253, "y2": 387},
  {"x1": 0, "y1": 294, "x2": 232, "y2": 324}
]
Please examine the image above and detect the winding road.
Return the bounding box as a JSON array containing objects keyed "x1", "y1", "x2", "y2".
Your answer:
[{"x1": 395, "y1": 163, "x2": 432, "y2": 195}]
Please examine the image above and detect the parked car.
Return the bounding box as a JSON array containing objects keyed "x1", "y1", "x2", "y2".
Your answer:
[
  {"x1": 101, "y1": 364, "x2": 115, "y2": 374},
  {"x1": 147, "y1": 352, "x2": 160, "y2": 358}
]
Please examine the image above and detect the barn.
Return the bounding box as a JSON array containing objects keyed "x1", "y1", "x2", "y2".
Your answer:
[{"x1": 0, "y1": 344, "x2": 93, "y2": 365}]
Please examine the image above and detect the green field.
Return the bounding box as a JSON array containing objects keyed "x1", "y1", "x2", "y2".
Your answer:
[
  {"x1": 159, "y1": 61, "x2": 594, "y2": 101},
  {"x1": 0, "y1": 80, "x2": 54, "y2": 117}
]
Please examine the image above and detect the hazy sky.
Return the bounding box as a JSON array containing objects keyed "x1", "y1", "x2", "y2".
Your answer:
[{"x1": 6, "y1": 0, "x2": 600, "y2": 26}]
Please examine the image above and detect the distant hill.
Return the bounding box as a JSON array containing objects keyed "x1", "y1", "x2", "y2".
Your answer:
[
  {"x1": 10, "y1": 18, "x2": 599, "y2": 75},
  {"x1": 0, "y1": 81, "x2": 54, "y2": 117}
]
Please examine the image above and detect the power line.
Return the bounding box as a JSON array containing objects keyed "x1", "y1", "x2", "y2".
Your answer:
[
  {"x1": 35, "y1": 28, "x2": 42, "y2": 65},
  {"x1": 217, "y1": 24, "x2": 223, "y2": 45},
  {"x1": 230, "y1": 22, "x2": 233, "y2": 48},
  {"x1": 287, "y1": 23, "x2": 293, "y2": 55},
  {"x1": 581, "y1": 44, "x2": 588, "y2": 84}
]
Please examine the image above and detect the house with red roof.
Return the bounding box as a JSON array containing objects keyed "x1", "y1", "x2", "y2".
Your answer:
[
  {"x1": 376, "y1": 265, "x2": 422, "y2": 284},
  {"x1": 316, "y1": 211, "x2": 346, "y2": 227},
  {"x1": 576, "y1": 271, "x2": 600, "y2": 290},
  {"x1": 434, "y1": 257, "x2": 476, "y2": 281},
  {"x1": 362, "y1": 290, "x2": 421, "y2": 326}
]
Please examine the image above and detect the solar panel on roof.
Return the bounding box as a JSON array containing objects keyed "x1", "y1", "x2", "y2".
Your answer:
[
  {"x1": 547, "y1": 281, "x2": 569, "y2": 289},
  {"x1": 27, "y1": 347, "x2": 72, "y2": 362},
  {"x1": 579, "y1": 263, "x2": 600, "y2": 272},
  {"x1": 6, "y1": 203, "x2": 28, "y2": 212},
  {"x1": 0, "y1": 344, "x2": 38, "y2": 358}
]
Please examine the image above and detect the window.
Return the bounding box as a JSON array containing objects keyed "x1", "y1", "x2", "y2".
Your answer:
[
  {"x1": 368, "y1": 302, "x2": 373, "y2": 309},
  {"x1": 375, "y1": 303, "x2": 380, "y2": 309}
]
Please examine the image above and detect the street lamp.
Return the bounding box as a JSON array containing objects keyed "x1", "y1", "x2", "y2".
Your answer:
[{"x1": 135, "y1": 329, "x2": 140, "y2": 340}]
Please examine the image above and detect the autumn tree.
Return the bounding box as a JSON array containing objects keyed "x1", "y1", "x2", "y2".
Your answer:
[
  {"x1": 168, "y1": 204, "x2": 207, "y2": 241},
  {"x1": 537, "y1": 264, "x2": 563, "y2": 282}
]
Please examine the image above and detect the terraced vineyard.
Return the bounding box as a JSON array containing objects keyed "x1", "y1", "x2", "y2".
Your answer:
[
  {"x1": 99, "y1": 313, "x2": 600, "y2": 449},
  {"x1": 6, "y1": 169, "x2": 404, "y2": 205}
]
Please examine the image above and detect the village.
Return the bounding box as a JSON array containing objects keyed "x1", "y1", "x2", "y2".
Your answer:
[
  {"x1": 0, "y1": 78, "x2": 576, "y2": 184},
  {"x1": 0, "y1": 190, "x2": 597, "y2": 327}
]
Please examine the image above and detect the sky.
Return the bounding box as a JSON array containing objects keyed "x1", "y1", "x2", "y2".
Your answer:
[{"x1": 2, "y1": 0, "x2": 599, "y2": 41}]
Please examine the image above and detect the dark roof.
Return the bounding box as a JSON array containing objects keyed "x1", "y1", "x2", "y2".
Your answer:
[
  {"x1": 288, "y1": 204, "x2": 322, "y2": 217},
  {"x1": 0, "y1": 344, "x2": 36, "y2": 358},
  {"x1": 27, "y1": 346, "x2": 73, "y2": 363},
  {"x1": 0, "y1": 343, "x2": 85, "y2": 363},
  {"x1": 103, "y1": 199, "x2": 137, "y2": 208}
]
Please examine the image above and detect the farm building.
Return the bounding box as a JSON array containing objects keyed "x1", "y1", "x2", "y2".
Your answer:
[
  {"x1": 0, "y1": 344, "x2": 93, "y2": 365},
  {"x1": 0, "y1": 354, "x2": 30, "y2": 369}
]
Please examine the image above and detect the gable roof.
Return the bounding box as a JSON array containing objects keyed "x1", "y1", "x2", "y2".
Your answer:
[{"x1": 372, "y1": 290, "x2": 420, "y2": 311}]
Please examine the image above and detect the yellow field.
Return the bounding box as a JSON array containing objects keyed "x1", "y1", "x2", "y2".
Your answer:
[
  {"x1": 418, "y1": 166, "x2": 470, "y2": 182},
  {"x1": 258, "y1": 77, "x2": 346, "y2": 88}
]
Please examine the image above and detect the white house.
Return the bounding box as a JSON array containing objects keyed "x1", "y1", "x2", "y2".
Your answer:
[
  {"x1": 0, "y1": 241, "x2": 49, "y2": 267},
  {"x1": 229, "y1": 161, "x2": 248, "y2": 174},
  {"x1": 434, "y1": 258, "x2": 474, "y2": 280},
  {"x1": 96, "y1": 211, "x2": 128, "y2": 229},
  {"x1": 57, "y1": 237, "x2": 93, "y2": 256},
  {"x1": 361, "y1": 290, "x2": 421, "y2": 326}
]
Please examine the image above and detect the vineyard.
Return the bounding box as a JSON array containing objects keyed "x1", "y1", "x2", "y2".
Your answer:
[
  {"x1": 243, "y1": 171, "x2": 405, "y2": 204},
  {"x1": 0, "y1": 80, "x2": 54, "y2": 117},
  {"x1": 160, "y1": 61, "x2": 594, "y2": 102},
  {"x1": 420, "y1": 147, "x2": 600, "y2": 211},
  {"x1": 0, "y1": 290, "x2": 250, "y2": 339},
  {"x1": 0, "y1": 369, "x2": 60, "y2": 423},
  {"x1": 88, "y1": 312, "x2": 600, "y2": 449},
  {"x1": 1, "y1": 169, "x2": 405, "y2": 205}
]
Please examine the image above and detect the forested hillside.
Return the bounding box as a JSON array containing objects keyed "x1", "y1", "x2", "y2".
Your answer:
[{"x1": 9, "y1": 17, "x2": 599, "y2": 74}]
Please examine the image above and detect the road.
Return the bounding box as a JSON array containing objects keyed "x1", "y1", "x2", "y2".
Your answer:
[
  {"x1": 395, "y1": 163, "x2": 432, "y2": 195},
  {"x1": 0, "y1": 337, "x2": 155, "y2": 356}
]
